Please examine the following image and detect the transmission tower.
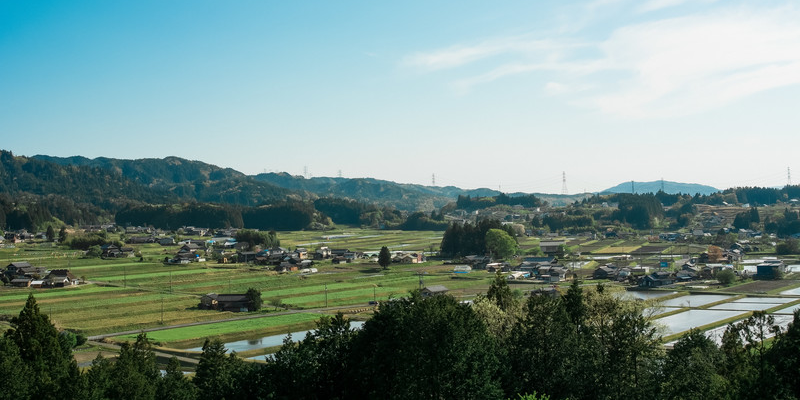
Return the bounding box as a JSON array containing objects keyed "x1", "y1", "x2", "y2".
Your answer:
[
  {"x1": 432, "y1": 173, "x2": 436, "y2": 186},
  {"x1": 303, "y1": 166, "x2": 308, "y2": 179},
  {"x1": 561, "y1": 172, "x2": 568, "y2": 195},
  {"x1": 789, "y1": 167, "x2": 792, "y2": 186},
  {"x1": 338, "y1": 169, "x2": 342, "y2": 178},
  {"x1": 631, "y1": 180, "x2": 635, "y2": 194}
]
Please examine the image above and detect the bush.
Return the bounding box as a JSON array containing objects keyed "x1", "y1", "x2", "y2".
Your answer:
[
  {"x1": 716, "y1": 269, "x2": 736, "y2": 285},
  {"x1": 85, "y1": 245, "x2": 102, "y2": 258}
]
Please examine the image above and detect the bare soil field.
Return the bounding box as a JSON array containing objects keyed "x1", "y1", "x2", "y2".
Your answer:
[{"x1": 731, "y1": 279, "x2": 800, "y2": 294}]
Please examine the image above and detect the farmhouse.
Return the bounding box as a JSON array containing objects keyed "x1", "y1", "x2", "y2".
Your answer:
[
  {"x1": 199, "y1": 293, "x2": 252, "y2": 312},
  {"x1": 539, "y1": 240, "x2": 565, "y2": 254},
  {"x1": 421, "y1": 285, "x2": 449, "y2": 297},
  {"x1": 640, "y1": 271, "x2": 674, "y2": 287},
  {"x1": 45, "y1": 269, "x2": 79, "y2": 287}
]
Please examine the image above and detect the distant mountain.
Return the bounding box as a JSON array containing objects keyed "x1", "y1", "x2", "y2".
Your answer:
[
  {"x1": 253, "y1": 172, "x2": 591, "y2": 209},
  {"x1": 602, "y1": 180, "x2": 719, "y2": 196},
  {"x1": 253, "y1": 172, "x2": 506, "y2": 211},
  {"x1": 33, "y1": 155, "x2": 303, "y2": 206}
]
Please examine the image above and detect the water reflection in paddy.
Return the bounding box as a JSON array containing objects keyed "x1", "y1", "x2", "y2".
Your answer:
[
  {"x1": 623, "y1": 291, "x2": 677, "y2": 300},
  {"x1": 655, "y1": 309, "x2": 746, "y2": 336},
  {"x1": 185, "y1": 321, "x2": 365, "y2": 353},
  {"x1": 773, "y1": 303, "x2": 800, "y2": 314},
  {"x1": 659, "y1": 294, "x2": 731, "y2": 308}
]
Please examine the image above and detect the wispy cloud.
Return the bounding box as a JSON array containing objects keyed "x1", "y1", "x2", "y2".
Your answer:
[
  {"x1": 402, "y1": 3, "x2": 800, "y2": 119},
  {"x1": 637, "y1": 0, "x2": 718, "y2": 14},
  {"x1": 402, "y1": 36, "x2": 564, "y2": 71}
]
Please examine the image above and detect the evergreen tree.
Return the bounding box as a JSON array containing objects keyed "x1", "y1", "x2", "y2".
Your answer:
[
  {"x1": 661, "y1": 329, "x2": 727, "y2": 399},
  {"x1": 245, "y1": 288, "x2": 263, "y2": 311},
  {"x1": 194, "y1": 339, "x2": 248, "y2": 400},
  {"x1": 351, "y1": 292, "x2": 503, "y2": 399},
  {"x1": 46, "y1": 225, "x2": 55, "y2": 242},
  {"x1": 85, "y1": 354, "x2": 113, "y2": 400},
  {"x1": 5, "y1": 294, "x2": 81, "y2": 400},
  {"x1": 486, "y1": 272, "x2": 518, "y2": 312},
  {"x1": 378, "y1": 246, "x2": 391, "y2": 270},
  {"x1": 107, "y1": 333, "x2": 160, "y2": 400},
  {"x1": 769, "y1": 311, "x2": 800, "y2": 397},
  {"x1": 157, "y1": 357, "x2": 197, "y2": 400},
  {"x1": 0, "y1": 335, "x2": 30, "y2": 399}
]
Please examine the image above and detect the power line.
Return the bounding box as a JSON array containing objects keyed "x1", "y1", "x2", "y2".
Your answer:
[{"x1": 561, "y1": 172, "x2": 568, "y2": 195}]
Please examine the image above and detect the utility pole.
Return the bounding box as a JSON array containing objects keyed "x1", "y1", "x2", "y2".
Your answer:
[
  {"x1": 160, "y1": 293, "x2": 164, "y2": 324},
  {"x1": 324, "y1": 283, "x2": 328, "y2": 308}
]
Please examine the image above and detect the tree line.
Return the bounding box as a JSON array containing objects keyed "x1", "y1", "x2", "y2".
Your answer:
[{"x1": 4, "y1": 281, "x2": 800, "y2": 400}]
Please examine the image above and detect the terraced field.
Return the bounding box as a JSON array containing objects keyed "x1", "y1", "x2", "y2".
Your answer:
[{"x1": 0, "y1": 231, "x2": 495, "y2": 337}]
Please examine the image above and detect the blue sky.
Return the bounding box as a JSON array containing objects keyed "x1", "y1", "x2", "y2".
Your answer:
[{"x1": 2, "y1": 0, "x2": 799, "y2": 193}]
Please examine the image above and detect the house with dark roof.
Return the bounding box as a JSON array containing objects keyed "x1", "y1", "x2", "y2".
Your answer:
[
  {"x1": 640, "y1": 271, "x2": 674, "y2": 287},
  {"x1": 199, "y1": 293, "x2": 252, "y2": 312},
  {"x1": 45, "y1": 269, "x2": 79, "y2": 287},
  {"x1": 421, "y1": 285, "x2": 449, "y2": 297}
]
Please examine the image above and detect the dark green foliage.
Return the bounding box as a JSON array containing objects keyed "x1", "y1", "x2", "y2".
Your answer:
[
  {"x1": 45, "y1": 225, "x2": 55, "y2": 241},
  {"x1": 106, "y1": 334, "x2": 160, "y2": 400},
  {"x1": 485, "y1": 228, "x2": 518, "y2": 259},
  {"x1": 776, "y1": 238, "x2": 800, "y2": 255},
  {"x1": 242, "y1": 202, "x2": 317, "y2": 231},
  {"x1": 398, "y1": 211, "x2": 449, "y2": 230},
  {"x1": 193, "y1": 339, "x2": 250, "y2": 400},
  {"x1": 486, "y1": 272, "x2": 517, "y2": 312},
  {"x1": 33, "y1": 154, "x2": 295, "y2": 206},
  {"x1": 85, "y1": 245, "x2": 103, "y2": 258},
  {"x1": 507, "y1": 295, "x2": 578, "y2": 399},
  {"x1": 5, "y1": 294, "x2": 81, "y2": 400},
  {"x1": 611, "y1": 193, "x2": 664, "y2": 229},
  {"x1": 157, "y1": 357, "x2": 197, "y2": 400},
  {"x1": 58, "y1": 226, "x2": 68, "y2": 243},
  {"x1": 9, "y1": 286, "x2": 800, "y2": 399},
  {"x1": 312, "y1": 197, "x2": 400, "y2": 226},
  {"x1": 0, "y1": 335, "x2": 30, "y2": 399},
  {"x1": 769, "y1": 311, "x2": 800, "y2": 397},
  {"x1": 264, "y1": 313, "x2": 358, "y2": 399},
  {"x1": 0, "y1": 150, "x2": 174, "y2": 208},
  {"x1": 456, "y1": 193, "x2": 544, "y2": 211},
  {"x1": 716, "y1": 268, "x2": 736, "y2": 285},
  {"x1": 351, "y1": 292, "x2": 503, "y2": 399},
  {"x1": 440, "y1": 219, "x2": 517, "y2": 257},
  {"x1": 378, "y1": 246, "x2": 391, "y2": 270},
  {"x1": 235, "y1": 229, "x2": 279, "y2": 249},
  {"x1": 116, "y1": 203, "x2": 244, "y2": 230},
  {"x1": 245, "y1": 288, "x2": 263, "y2": 311},
  {"x1": 661, "y1": 329, "x2": 727, "y2": 399},
  {"x1": 66, "y1": 231, "x2": 110, "y2": 250}
]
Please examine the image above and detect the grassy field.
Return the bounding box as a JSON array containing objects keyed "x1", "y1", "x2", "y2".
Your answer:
[
  {"x1": 0, "y1": 229, "x2": 499, "y2": 338},
  {"x1": 112, "y1": 312, "x2": 325, "y2": 345}
]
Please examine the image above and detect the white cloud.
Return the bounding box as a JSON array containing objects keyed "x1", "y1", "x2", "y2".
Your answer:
[
  {"x1": 402, "y1": 36, "x2": 564, "y2": 71},
  {"x1": 637, "y1": 0, "x2": 718, "y2": 13},
  {"x1": 585, "y1": 6, "x2": 800, "y2": 118},
  {"x1": 403, "y1": 3, "x2": 800, "y2": 119}
]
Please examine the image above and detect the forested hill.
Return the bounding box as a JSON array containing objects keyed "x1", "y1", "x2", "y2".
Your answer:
[
  {"x1": 1, "y1": 151, "x2": 174, "y2": 206},
  {"x1": 33, "y1": 154, "x2": 305, "y2": 206},
  {"x1": 602, "y1": 180, "x2": 719, "y2": 195},
  {"x1": 255, "y1": 172, "x2": 557, "y2": 210},
  {"x1": 254, "y1": 172, "x2": 498, "y2": 211}
]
